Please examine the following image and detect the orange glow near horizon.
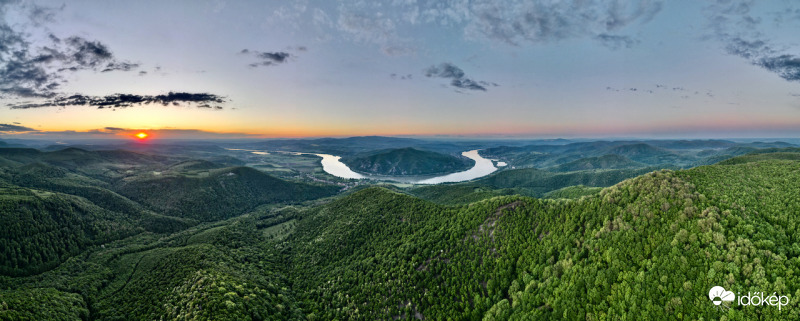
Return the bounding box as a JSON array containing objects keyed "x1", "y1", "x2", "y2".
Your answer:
[{"x1": 135, "y1": 132, "x2": 148, "y2": 140}]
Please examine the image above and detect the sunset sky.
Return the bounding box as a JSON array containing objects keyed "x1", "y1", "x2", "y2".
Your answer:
[{"x1": 1, "y1": 0, "x2": 799, "y2": 140}]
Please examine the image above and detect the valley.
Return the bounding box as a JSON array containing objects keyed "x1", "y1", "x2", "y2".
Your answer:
[{"x1": 1, "y1": 137, "x2": 799, "y2": 320}]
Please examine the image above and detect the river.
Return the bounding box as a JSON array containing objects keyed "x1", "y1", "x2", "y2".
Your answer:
[{"x1": 314, "y1": 149, "x2": 497, "y2": 184}]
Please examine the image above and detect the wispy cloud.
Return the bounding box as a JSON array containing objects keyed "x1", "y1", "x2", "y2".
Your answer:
[
  {"x1": 2, "y1": 126, "x2": 262, "y2": 140},
  {"x1": 0, "y1": 123, "x2": 38, "y2": 133},
  {"x1": 595, "y1": 34, "x2": 640, "y2": 50},
  {"x1": 262, "y1": 1, "x2": 662, "y2": 55},
  {"x1": 459, "y1": 0, "x2": 662, "y2": 46},
  {"x1": 337, "y1": 7, "x2": 416, "y2": 56}
]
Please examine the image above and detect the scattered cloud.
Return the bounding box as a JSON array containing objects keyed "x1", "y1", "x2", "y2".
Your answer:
[
  {"x1": 424, "y1": 63, "x2": 496, "y2": 92},
  {"x1": 8, "y1": 92, "x2": 226, "y2": 109},
  {"x1": 606, "y1": 84, "x2": 714, "y2": 98},
  {"x1": 0, "y1": 1, "x2": 227, "y2": 109},
  {"x1": 390, "y1": 73, "x2": 413, "y2": 80},
  {"x1": 0, "y1": 123, "x2": 38, "y2": 133}
]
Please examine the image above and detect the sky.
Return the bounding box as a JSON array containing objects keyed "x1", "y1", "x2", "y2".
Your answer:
[{"x1": 1, "y1": 0, "x2": 799, "y2": 140}]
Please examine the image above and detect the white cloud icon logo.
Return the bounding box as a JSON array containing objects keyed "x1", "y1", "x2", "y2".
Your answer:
[{"x1": 709, "y1": 286, "x2": 735, "y2": 306}]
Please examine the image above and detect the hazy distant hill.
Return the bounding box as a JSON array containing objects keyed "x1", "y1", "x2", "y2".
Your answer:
[
  {"x1": 602, "y1": 143, "x2": 688, "y2": 164},
  {"x1": 0, "y1": 141, "x2": 28, "y2": 148},
  {"x1": 482, "y1": 140, "x2": 797, "y2": 168},
  {"x1": 255, "y1": 136, "x2": 428, "y2": 156},
  {"x1": 547, "y1": 154, "x2": 645, "y2": 172},
  {"x1": 341, "y1": 147, "x2": 474, "y2": 176}
]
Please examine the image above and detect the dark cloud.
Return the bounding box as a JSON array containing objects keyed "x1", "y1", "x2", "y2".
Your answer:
[
  {"x1": 0, "y1": 123, "x2": 38, "y2": 133},
  {"x1": 104, "y1": 127, "x2": 125, "y2": 131},
  {"x1": 756, "y1": 55, "x2": 800, "y2": 82},
  {"x1": 723, "y1": 37, "x2": 769, "y2": 60},
  {"x1": 257, "y1": 52, "x2": 290, "y2": 63},
  {"x1": 8, "y1": 92, "x2": 227, "y2": 109},
  {"x1": 64, "y1": 36, "x2": 113, "y2": 67},
  {"x1": 451, "y1": 78, "x2": 486, "y2": 91},
  {"x1": 0, "y1": 8, "x2": 136, "y2": 98},
  {"x1": 0, "y1": 1, "x2": 228, "y2": 110},
  {"x1": 706, "y1": 0, "x2": 800, "y2": 83},
  {"x1": 425, "y1": 63, "x2": 465, "y2": 79},
  {"x1": 241, "y1": 49, "x2": 297, "y2": 67},
  {"x1": 424, "y1": 63, "x2": 492, "y2": 92}
]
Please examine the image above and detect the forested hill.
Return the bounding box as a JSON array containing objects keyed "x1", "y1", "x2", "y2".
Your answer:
[
  {"x1": 0, "y1": 148, "x2": 339, "y2": 279},
  {"x1": 2, "y1": 154, "x2": 799, "y2": 319},
  {"x1": 116, "y1": 166, "x2": 339, "y2": 221},
  {"x1": 341, "y1": 147, "x2": 474, "y2": 176},
  {"x1": 285, "y1": 159, "x2": 800, "y2": 319}
]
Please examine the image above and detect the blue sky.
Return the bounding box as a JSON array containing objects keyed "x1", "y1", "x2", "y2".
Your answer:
[{"x1": 1, "y1": 0, "x2": 799, "y2": 139}]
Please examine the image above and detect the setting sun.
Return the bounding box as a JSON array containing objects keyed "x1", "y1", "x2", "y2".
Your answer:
[{"x1": 135, "y1": 132, "x2": 148, "y2": 139}]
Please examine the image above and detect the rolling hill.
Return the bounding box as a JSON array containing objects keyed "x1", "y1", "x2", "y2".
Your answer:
[
  {"x1": 341, "y1": 147, "x2": 474, "y2": 176},
  {"x1": 2, "y1": 148, "x2": 800, "y2": 319},
  {"x1": 116, "y1": 166, "x2": 339, "y2": 221}
]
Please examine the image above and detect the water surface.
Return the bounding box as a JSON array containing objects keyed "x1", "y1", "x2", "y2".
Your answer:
[
  {"x1": 307, "y1": 150, "x2": 497, "y2": 184},
  {"x1": 246, "y1": 149, "x2": 498, "y2": 184}
]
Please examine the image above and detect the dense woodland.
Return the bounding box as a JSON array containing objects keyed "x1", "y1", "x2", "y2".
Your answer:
[
  {"x1": 1, "y1": 144, "x2": 800, "y2": 320},
  {"x1": 340, "y1": 147, "x2": 474, "y2": 176}
]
